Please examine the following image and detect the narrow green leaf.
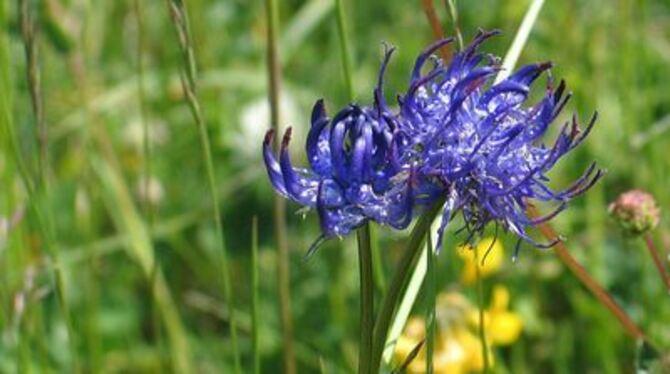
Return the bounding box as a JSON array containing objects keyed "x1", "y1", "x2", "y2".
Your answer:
[{"x1": 494, "y1": 0, "x2": 546, "y2": 83}]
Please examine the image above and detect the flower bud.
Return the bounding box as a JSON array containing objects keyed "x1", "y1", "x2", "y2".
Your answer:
[{"x1": 608, "y1": 189, "x2": 660, "y2": 237}]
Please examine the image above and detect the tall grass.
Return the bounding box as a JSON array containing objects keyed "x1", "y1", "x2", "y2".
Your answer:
[
  {"x1": 0, "y1": 0, "x2": 668, "y2": 372},
  {"x1": 16, "y1": 1, "x2": 79, "y2": 371},
  {"x1": 264, "y1": 0, "x2": 297, "y2": 371},
  {"x1": 165, "y1": 0, "x2": 241, "y2": 372}
]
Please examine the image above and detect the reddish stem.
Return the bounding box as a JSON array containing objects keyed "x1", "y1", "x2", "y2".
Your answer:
[
  {"x1": 529, "y1": 207, "x2": 645, "y2": 340},
  {"x1": 421, "y1": 0, "x2": 451, "y2": 61},
  {"x1": 643, "y1": 234, "x2": 670, "y2": 293}
]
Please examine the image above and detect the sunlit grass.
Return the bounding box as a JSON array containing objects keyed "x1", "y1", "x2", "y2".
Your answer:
[{"x1": 0, "y1": 0, "x2": 669, "y2": 372}]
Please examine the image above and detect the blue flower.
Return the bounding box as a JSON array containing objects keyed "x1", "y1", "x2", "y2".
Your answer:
[
  {"x1": 394, "y1": 30, "x2": 602, "y2": 254},
  {"x1": 263, "y1": 89, "x2": 414, "y2": 245}
]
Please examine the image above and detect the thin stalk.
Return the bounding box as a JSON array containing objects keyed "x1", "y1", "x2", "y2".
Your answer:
[
  {"x1": 264, "y1": 0, "x2": 296, "y2": 371},
  {"x1": 443, "y1": 0, "x2": 463, "y2": 50},
  {"x1": 530, "y1": 207, "x2": 646, "y2": 340},
  {"x1": 17, "y1": 1, "x2": 79, "y2": 371},
  {"x1": 251, "y1": 217, "x2": 261, "y2": 374},
  {"x1": 165, "y1": 1, "x2": 241, "y2": 372},
  {"x1": 134, "y1": 0, "x2": 153, "y2": 224},
  {"x1": 643, "y1": 234, "x2": 670, "y2": 293},
  {"x1": 371, "y1": 227, "x2": 387, "y2": 293},
  {"x1": 133, "y1": 2, "x2": 164, "y2": 370},
  {"x1": 474, "y1": 247, "x2": 490, "y2": 373},
  {"x1": 333, "y1": 1, "x2": 376, "y2": 372},
  {"x1": 421, "y1": 0, "x2": 450, "y2": 61},
  {"x1": 425, "y1": 233, "x2": 435, "y2": 374},
  {"x1": 494, "y1": 0, "x2": 546, "y2": 84},
  {"x1": 357, "y1": 224, "x2": 374, "y2": 374},
  {"x1": 334, "y1": 0, "x2": 354, "y2": 99},
  {"x1": 381, "y1": 209, "x2": 443, "y2": 365},
  {"x1": 371, "y1": 198, "x2": 445, "y2": 372},
  {"x1": 19, "y1": 0, "x2": 46, "y2": 180}
]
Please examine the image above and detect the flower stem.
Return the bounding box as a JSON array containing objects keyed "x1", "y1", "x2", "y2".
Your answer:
[
  {"x1": 643, "y1": 234, "x2": 670, "y2": 293},
  {"x1": 371, "y1": 198, "x2": 445, "y2": 372},
  {"x1": 264, "y1": 0, "x2": 296, "y2": 371},
  {"x1": 251, "y1": 217, "x2": 261, "y2": 374},
  {"x1": 357, "y1": 224, "x2": 374, "y2": 374},
  {"x1": 474, "y1": 248, "x2": 490, "y2": 373},
  {"x1": 443, "y1": 0, "x2": 464, "y2": 50},
  {"x1": 333, "y1": 2, "x2": 376, "y2": 372},
  {"x1": 335, "y1": 0, "x2": 354, "y2": 100},
  {"x1": 371, "y1": 227, "x2": 387, "y2": 293},
  {"x1": 530, "y1": 207, "x2": 645, "y2": 340},
  {"x1": 425, "y1": 232, "x2": 435, "y2": 374},
  {"x1": 421, "y1": 0, "x2": 451, "y2": 61}
]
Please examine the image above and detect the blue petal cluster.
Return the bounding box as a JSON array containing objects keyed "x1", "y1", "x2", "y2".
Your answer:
[
  {"x1": 263, "y1": 90, "x2": 413, "y2": 240},
  {"x1": 263, "y1": 30, "x2": 601, "y2": 253}
]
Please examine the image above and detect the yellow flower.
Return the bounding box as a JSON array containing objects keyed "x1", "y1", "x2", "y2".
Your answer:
[
  {"x1": 394, "y1": 317, "x2": 469, "y2": 374},
  {"x1": 393, "y1": 286, "x2": 522, "y2": 373},
  {"x1": 455, "y1": 328, "x2": 494, "y2": 372},
  {"x1": 468, "y1": 285, "x2": 523, "y2": 346},
  {"x1": 457, "y1": 237, "x2": 504, "y2": 285}
]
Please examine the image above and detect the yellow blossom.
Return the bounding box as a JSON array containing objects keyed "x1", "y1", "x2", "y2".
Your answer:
[
  {"x1": 455, "y1": 328, "x2": 494, "y2": 372},
  {"x1": 468, "y1": 285, "x2": 523, "y2": 346},
  {"x1": 457, "y1": 237, "x2": 504, "y2": 284},
  {"x1": 394, "y1": 317, "x2": 469, "y2": 374},
  {"x1": 393, "y1": 286, "x2": 522, "y2": 373}
]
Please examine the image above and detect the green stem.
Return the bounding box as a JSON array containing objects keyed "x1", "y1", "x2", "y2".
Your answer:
[
  {"x1": 443, "y1": 0, "x2": 464, "y2": 50},
  {"x1": 357, "y1": 224, "x2": 374, "y2": 374},
  {"x1": 474, "y1": 248, "x2": 490, "y2": 373},
  {"x1": 335, "y1": 0, "x2": 354, "y2": 99},
  {"x1": 264, "y1": 0, "x2": 296, "y2": 371},
  {"x1": 425, "y1": 232, "x2": 435, "y2": 374},
  {"x1": 17, "y1": 1, "x2": 80, "y2": 371},
  {"x1": 333, "y1": 2, "x2": 374, "y2": 373},
  {"x1": 371, "y1": 198, "x2": 445, "y2": 372},
  {"x1": 370, "y1": 227, "x2": 387, "y2": 293},
  {"x1": 251, "y1": 217, "x2": 261, "y2": 374},
  {"x1": 134, "y1": 2, "x2": 164, "y2": 370},
  {"x1": 165, "y1": 1, "x2": 239, "y2": 372},
  {"x1": 421, "y1": 0, "x2": 450, "y2": 61}
]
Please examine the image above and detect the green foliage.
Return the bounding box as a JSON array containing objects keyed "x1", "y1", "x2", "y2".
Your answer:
[{"x1": 1, "y1": 0, "x2": 669, "y2": 372}]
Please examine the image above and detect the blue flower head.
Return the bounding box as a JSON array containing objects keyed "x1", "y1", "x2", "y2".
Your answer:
[
  {"x1": 263, "y1": 75, "x2": 414, "y2": 248},
  {"x1": 395, "y1": 30, "x2": 602, "y2": 254},
  {"x1": 263, "y1": 30, "x2": 601, "y2": 257}
]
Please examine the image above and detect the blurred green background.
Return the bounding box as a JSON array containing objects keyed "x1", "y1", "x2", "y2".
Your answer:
[{"x1": 1, "y1": 0, "x2": 669, "y2": 372}]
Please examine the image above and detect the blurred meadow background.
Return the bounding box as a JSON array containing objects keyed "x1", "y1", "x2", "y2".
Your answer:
[{"x1": 1, "y1": 0, "x2": 670, "y2": 372}]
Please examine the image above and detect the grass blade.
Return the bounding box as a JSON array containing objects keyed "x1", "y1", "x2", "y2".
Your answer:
[
  {"x1": 421, "y1": 0, "x2": 450, "y2": 61},
  {"x1": 443, "y1": 0, "x2": 463, "y2": 50},
  {"x1": 251, "y1": 216, "x2": 261, "y2": 374},
  {"x1": 425, "y1": 232, "x2": 435, "y2": 374},
  {"x1": 93, "y1": 156, "x2": 193, "y2": 373},
  {"x1": 17, "y1": 1, "x2": 79, "y2": 370},
  {"x1": 264, "y1": 0, "x2": 297, "y2": 371},
  {"x1": 281, "y1": 0, "x2": 335, "y2": 61},
  {"x1": 371, "y1": 197, "x2": 445, "y2": 372},
  {"x1": 335, "y1": 0, "x2": 354, "y2": 99},
  {"x1": 165, "y1": 1, "x2": 241, "y2": 372},
  {"x1": 474, "y1": 246, "x2": 491, "y2": 373},
  {"x1": 494, "y1": 0, "x2": 546, "y2": 83}
]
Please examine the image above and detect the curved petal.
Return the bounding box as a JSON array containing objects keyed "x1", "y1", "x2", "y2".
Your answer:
[
  {"x1": 279, "y1": 128, "x2": 319, "y2": 206},
  {"x1": 262, "y1": 130, "x2": 288, "y2": 197},
  {"x1": 306, "y1": 99, "x2": 332, "y2": 176}
]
